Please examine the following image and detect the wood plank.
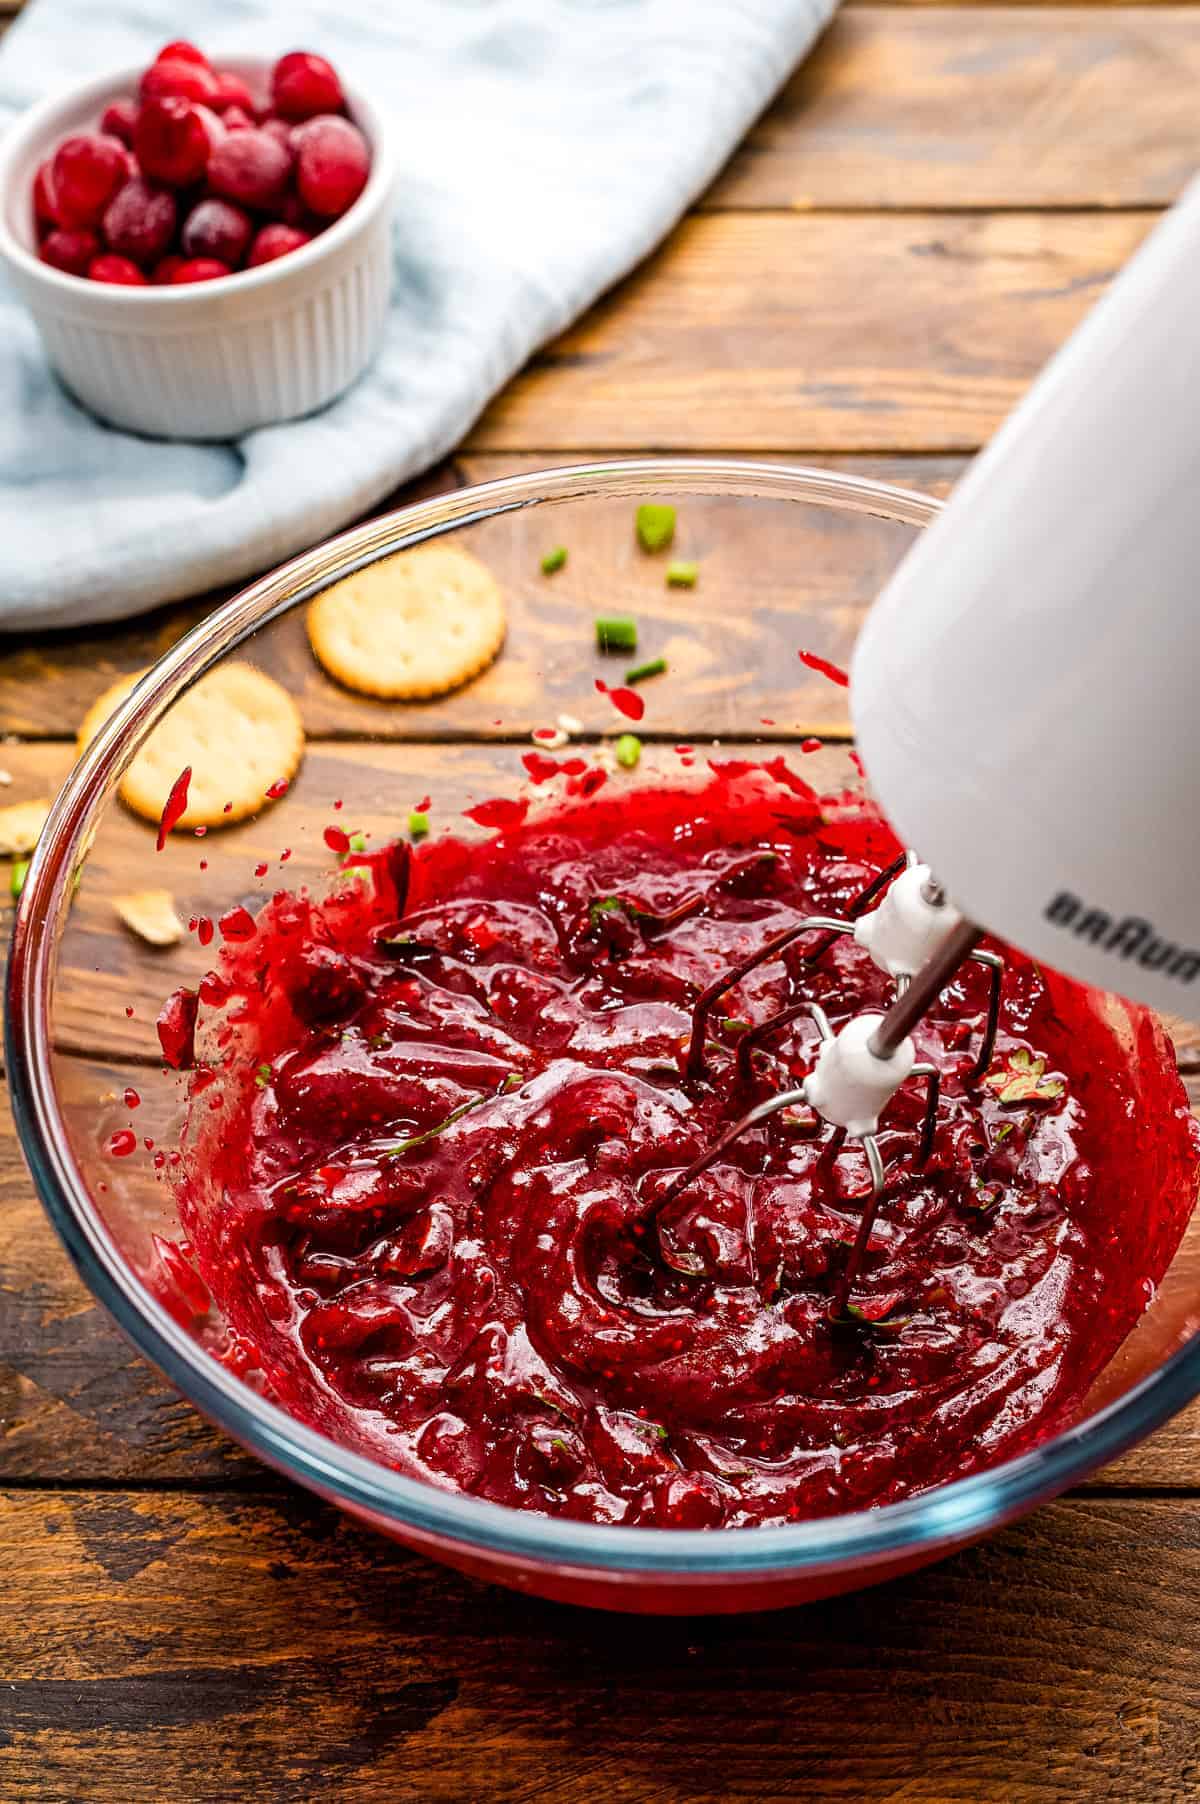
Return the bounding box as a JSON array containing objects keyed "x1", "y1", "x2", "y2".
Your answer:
[
  {"x1": 466, "y1": 212, "x2": 1154, "y2": 452},
  {"x1": 0, "y1": 455, "x2": 965, "y2": 743},
  {"x1": 713, "y1": 10, "x2": 1200, "y2": 211},
  {"x1": 3, "y1": 1489, "x2": 1200, "y2": 1801}
]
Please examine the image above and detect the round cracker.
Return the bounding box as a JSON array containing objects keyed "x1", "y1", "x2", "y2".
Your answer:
[
  {"x1": 77, "y1": 663, "x2": 304, "y2": 831},
  {"x1": 307, "y1": 543, "x2": 506, "y2": 700}
]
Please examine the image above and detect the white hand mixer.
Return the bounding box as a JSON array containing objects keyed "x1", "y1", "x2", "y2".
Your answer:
[{"x1": 656, "y1": 177, "x2": 1200, "y2": 1311}]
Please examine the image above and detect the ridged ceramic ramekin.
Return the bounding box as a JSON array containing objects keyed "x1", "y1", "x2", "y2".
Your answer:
[{"x1": 0, "y1": 56, "x2": 398, "y2": 440}]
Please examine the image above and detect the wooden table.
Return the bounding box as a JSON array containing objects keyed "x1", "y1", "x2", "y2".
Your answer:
[{"x1": 5, "y1": 7, "x2": 1200, "y2": 1799}]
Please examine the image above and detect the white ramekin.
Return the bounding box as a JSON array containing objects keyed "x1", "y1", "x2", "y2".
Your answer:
[{"x1": 0, "y1": 56, "x2": 398, "y2": 440}]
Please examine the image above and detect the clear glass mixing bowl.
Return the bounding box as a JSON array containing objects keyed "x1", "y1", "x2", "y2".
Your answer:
[{"x1": 9, "y1": 460, "x2": 1200, "y2": 1614}]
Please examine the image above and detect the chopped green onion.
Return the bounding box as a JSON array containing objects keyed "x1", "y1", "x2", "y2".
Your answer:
[
  {"x1": 388, "y1": 1076, "x2": 520, "y2": 1157},
  {"x1": 10, "y1": 858, "x2": 29, "y2": 900},
  {"x1": 625, "y1": 657, "x2": 667, "y2": 686},
  {"x1": 408, "y1": 811, "x2": 430, "y2": 841},
  {"x1": 636, "y1": 503, "x2": 676, "y2": 553},
  {"x1": 254, "y1": 1063, "x2": 272, "y2": 1088},
  {"x1": 335, "y1": 863, "x2": 373, "y2": 887},
  {"x1": 541, "y1": 545, "x2": 568, "y2": 575},
  {"x1": 595, "y1": 615, "x2": 638, "y2": 655},
  {"x1": 666, "y1": 561, "x2": 698, "y2": 589},
  {"x1": 348, "y1": 832, "x2": 368, "y2": 853},
  {"x1": 615, "y1": 733, "x2": 642, "y2": 769},
  {"x1": 722, "y1": 1017, "x2": 750, "y2": 1034}
]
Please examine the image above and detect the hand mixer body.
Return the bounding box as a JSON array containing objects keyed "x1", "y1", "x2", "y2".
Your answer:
[{"x1": 851, "y1": 177, "x2": 1200, "y2": 1017}]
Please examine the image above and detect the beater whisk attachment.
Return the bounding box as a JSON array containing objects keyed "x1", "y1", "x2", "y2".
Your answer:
[{"x1": 655, "y1": 856, "x2": 1004, "y2": 1316}]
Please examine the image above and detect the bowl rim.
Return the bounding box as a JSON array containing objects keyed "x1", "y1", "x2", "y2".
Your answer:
[
  {"x1": 0, "y1": 51, "x2": 398, "y2": 302},
  {"x1": 10, "y1": 454, "x2": 1200, "y2": 1578}
]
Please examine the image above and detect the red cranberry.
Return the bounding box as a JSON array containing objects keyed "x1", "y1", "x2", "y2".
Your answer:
[
  {"x1": 100, "y1": 99, "x2": 138, "y2": 146},
  {"x1": 134, "y1": 96, "x2": 221, "y2": 188},
  {"x1": 259, "y1": 116, "x2": 293, "y2": 151},
  {"x1": 270, "y1": 51, "x2": 345, "y2": 121},
  {"x1": 102, "y1": 177, "x2": 177, "y2": 267},
  {"x1": 207, "y1": 128, "x2": 291, "y2": 209},
  {"x1": 220, "y1": 105, "x2": 255, "y2": 133},
  {"x1": 155, "y1": 40, "x2": 211, "y2": 68},
  {"x1": 293, "y1": 115, "x2": 369, "y2": 218},
  {"x1": 88, "y1": 253, "x2": 147, "y2": 285},
  {"x1": 32, "y1": 159, "x2": 59, "y2": 228},
  {"x1": 182, "y1": 197, "x2": 252, "y2": 267},
  {"x1": 247, "y1": 221, "x2": 311, "y2": 267},
  {"x1": 151, "y1": 253, "x2": 185, "y2": 284},
  {"x1": 170, "y1": 256, "x2": 231, "y2": 283},
  {"x1": 140, "y1": 56, "x2": 221, "y2": 106},
  {"x1": 51, "y1": 133, "x2": 128, "y2": 227},
  {"x1": 212, "y1": 70, "x2": 257, "y2": 115},
  {"x1": 39, "y1": 227, "x2": 99, "y2": 276}
]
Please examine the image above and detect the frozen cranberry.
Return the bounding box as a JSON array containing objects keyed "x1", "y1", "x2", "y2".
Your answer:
[
  {"x1": 32, "y1": 159, "x2": 59, "y2": 228},
  {"x1": 155, "y1": 40, "x2": 211, "y2": 68},
  {"x1": 100, "y1": 99, "x2": 138, "y2": 146},
  {"x1": 182, "y1": 197, "x2": 252, "y2": 266},
  {"x1": 140, "y1": 56, "x2": 221, "y2": 106},
  {"x1": 247, "y1": 221, "x2": 311, "y2": 267},
  {"x1": 88, "y1": 253, "x2": 147, "y2": 285},
  {"x1": 170, "y1": 256, "x2": 231, "y2": 283},
  {"x1": 51, "y1": 133, "x2": 128, "y2": 227},
  {"x1": 134, "y1": 96, "x2": 221, "y2": 187},
  {"x1": 102, "y1": 176, "x2": 176, "y2": 266},
  {"x1": 259, "y1": 116, "x2": 294, "y2": 151},
  {"x1": 207, "y1": 128, "x2": 291, "y2": 209},
  {"x1": 39, "y1": 228, "x2": 99, "y2": 276},
  {"x1": 270, "y1": 51, "x2": 345, "y2": 121},
  {"x1": 219, "y1": 104, "x2": 255, "y2": 133},
  {"x1": 151, "y1": 253, "x2": 185, "y2": 284},
  {"x1": 293, "y1": 115, "x2": 369, "y2": 217},
  {"x1": 212, "y1": 70, "x2": 257, "y2": 115},
  {"x1": 275, "y1": 189, "x2": 311, "y2": 229}
]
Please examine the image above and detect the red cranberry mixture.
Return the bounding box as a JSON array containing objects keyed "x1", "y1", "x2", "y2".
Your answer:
[
  {"x1": 170, "y1": 766, "x2": 1199, "y2": 1528},
  {"x1": 33, "y1": 42, "x2": 370, "y2": 285}
]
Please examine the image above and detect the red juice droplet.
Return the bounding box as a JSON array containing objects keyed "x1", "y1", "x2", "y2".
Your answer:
[
  {"x1": 594, "y1": 678, "x2": 644, "y2": 722},
  {"x1": 193, "y1": 825, "x2": 207, "y2": 838},
  {"x1": 850, "y1": 750, "x2": 865, "y2": 777},
  {"x1": 199, "y1": 860, "x2": 208, "y2": 871},
  {"x1": 106, "y1": 1128, "x2": 137, "y2": 1158},
  {"x1": 219, "y1": 905, "x2": 256, "y2": 943},
  {"x1": 199, "y1": 970, "x2": 231, "y2": 1006},
  {"x1": 123, "y1": 1087, "x2": 141, "y2": 1110},
  {"x1": 333, "y1": 798, "x2": 343, "y2": 810},
  {"x1": 464, "y1": 797, "x2": 530, "y2": 832},
  {"x1": 125, "y1": 1006, "x2": 135, "y2": 1018},
  {"x1": 416, "y1": 797, "x2": 431, "y2": 814},
  {"x1": 254, "y1": 863, "x2": 269, "y2": 878},
  {"x1": 223, "y1": 801, "x2": 234, "y2": 814},
  {"x1": 156, "y1": 766, "x2": 192, "y2": 850},
  {"x1": 324, "y1": 825, "x2": 350, "y2": 854},
  {"x1": 197, "y1": 916, "x2": 214, "y2": 947},
  {"x1": 157, "y1": 987, "x2": 199, "y2": 1070},
  {"x1": 265, "y1": 779, "x2": 290, "y2": 800},
  {"x1": 797, "y1": 649, "x2": 849, "y2": 688},
  {"x1": 280, "y1": 849, "x2": 292, "y2": 863},
  {"x1": 801, "y1": 737, "x2": 822, "y2": 754}
]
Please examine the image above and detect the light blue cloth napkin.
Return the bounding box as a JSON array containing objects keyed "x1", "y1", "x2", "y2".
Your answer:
[{"x1": 0, "y1": 0, "x2": 835, "y2": 632}]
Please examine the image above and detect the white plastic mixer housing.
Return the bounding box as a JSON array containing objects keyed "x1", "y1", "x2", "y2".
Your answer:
[{"x1": 851, "y1": 175, "x2": 1200, "y2": 1022}]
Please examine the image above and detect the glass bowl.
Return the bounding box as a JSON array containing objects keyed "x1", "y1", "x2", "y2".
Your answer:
[{"x1": 9, "y1": 459, "x2": 1200, "y2": 1615}]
